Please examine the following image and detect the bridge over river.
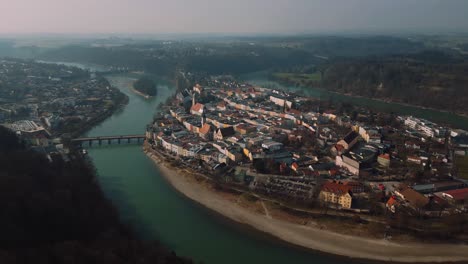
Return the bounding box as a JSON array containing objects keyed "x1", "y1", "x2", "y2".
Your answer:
[{"x1": 71, "y1": 134, "x2": 145, "y2": 146}]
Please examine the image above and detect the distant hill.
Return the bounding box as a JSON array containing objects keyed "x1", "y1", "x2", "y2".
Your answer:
[
  {"x1": 37, "y1": 36, "x2": 426, "y2": 76},
  {"x1": 134, "y1": 77, "x2": 157, "y2": 96},
  {"x1": 275, "y1": 50, "x2": 468, "y2": 116}
]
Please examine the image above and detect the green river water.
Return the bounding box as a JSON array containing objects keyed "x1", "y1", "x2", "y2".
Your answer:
[
  {"x1": 71, "y1": 67, "x2": 467, "y2": 264},
  {"x1": 85, "y1": 75, "x2": 355, "y2": 264}
]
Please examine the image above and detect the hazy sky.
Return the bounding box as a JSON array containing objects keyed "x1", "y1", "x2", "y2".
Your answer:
[{"x1": 1, "y1": 0, "x2": 468, "y2": 34}]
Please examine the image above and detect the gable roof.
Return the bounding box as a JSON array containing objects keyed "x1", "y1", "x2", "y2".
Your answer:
[
  {"x1": 441, "y1": 188, "x2": 468, "y2": 201},
  {"x1": 191, "y1": 103, "x2": 204, "y2": 112},
  {"x1": 400, "y1": 187, "x2": 429, "y2": 207},
  {"x1": 291, "y1": 162, "x2": 299, "y2": 171},
  {"x1": 378, "y1": 154, "x2": 390, "y2": 160},
  {"x1": 199, "y1": 123, "x2": 212, "y2": 134},
  {"x1": 321, "y1": 181, "x2": 352, "y2": 196},
  {"x1": 335, "y1": 144, "x2": 345, "y2": 152},
  {"x1": 386, "y1": 196, "x2": 399, "y2": 207}
]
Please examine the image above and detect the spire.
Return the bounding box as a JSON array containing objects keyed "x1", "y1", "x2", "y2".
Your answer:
[{"x1": 201, "y1": 110, "x2": 206, "y2": 127}]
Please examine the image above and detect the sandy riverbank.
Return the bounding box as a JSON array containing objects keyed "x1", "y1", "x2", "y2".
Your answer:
[
  {"x1": 130, "y1": 85, "x2": 151, "y2": 99},
  {"x1": 144, "y1": 149, "x2": 468, "y2": 263},
  {"x1": 122, "y1": 77, "x2": 151, "y2": 99}
]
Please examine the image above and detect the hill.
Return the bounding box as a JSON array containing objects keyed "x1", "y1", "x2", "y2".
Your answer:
[
  {"x1": 275, "y1": 51, "x2": 468, "y2": 116},
  {"x1": 0, "y1": 126, "x2": 190, "y2": 264}
]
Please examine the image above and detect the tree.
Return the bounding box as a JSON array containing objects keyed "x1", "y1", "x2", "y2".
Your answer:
[{"x1": 134, "y1": 77, "x2": 157, "y2": 96}]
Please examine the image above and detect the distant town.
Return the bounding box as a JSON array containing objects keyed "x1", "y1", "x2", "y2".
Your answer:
[
  {"x1": 146, "y1": 78, "x2": 468, "y2": 240},
  {"x1": 0, "y1": 59, "x2": 127, "y2": 159}
]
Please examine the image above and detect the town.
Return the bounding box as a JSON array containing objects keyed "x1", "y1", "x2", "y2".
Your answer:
[
  {"x1": 146, "y1": 79, "x2": 468, "y2": 239},
  {"x1": 0, "y1": 59, "x2": 127, "y2": 159}
]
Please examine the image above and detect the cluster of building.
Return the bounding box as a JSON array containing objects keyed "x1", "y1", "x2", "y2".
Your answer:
[
  {"x1": 0, "y1": 59, "x2": 125, "y2": 160},
  {"x1": 0, "y1": 59, "x2": 124, "y2": 135},
  {"x1": 146, "y1": 81, "x2": 468, "y2": 213}
]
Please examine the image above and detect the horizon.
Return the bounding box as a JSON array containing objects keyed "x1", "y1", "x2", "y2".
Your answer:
[{"x1": 1, "y1": 0, "x2": 468, "y2": 36}]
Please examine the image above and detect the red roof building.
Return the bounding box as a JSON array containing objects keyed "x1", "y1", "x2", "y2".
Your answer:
[
  {"x1": 190, "y1": 103, "x2": 204, "y2": 115},
  {"x1": 439, "y1": 188, "x2": 468, "y2": 202},
  {"x1": 321, "y1": 181, "x2": 352, "y2": 195}
]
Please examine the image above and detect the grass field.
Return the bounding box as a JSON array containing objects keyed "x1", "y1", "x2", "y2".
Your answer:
[
  {"x1": 274, "y1": 72, "x2": 322, "y2": 82},
  {"x1": 455, "y1": 155, "x2": 468, "y2": 179}
]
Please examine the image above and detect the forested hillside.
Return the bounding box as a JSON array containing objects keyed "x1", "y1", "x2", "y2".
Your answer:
[
  {"x1": 0, "y1": 127, "x2": 190, "y2": 264},
  {"x1": 276, "y1": 51, "x2": 468, "y2": 115},
  {"x1": 38, "y1": 36, "x2": 425, "y2": 76}
]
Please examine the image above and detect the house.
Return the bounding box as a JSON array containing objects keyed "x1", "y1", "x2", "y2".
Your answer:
[
  {"x1": 336, "y1": 130, "x2": 359, "y2": 150},
  {"x1": 235, "y1": 123, "x2": 256, "y2": 135},
  {"x1": 377, "y1": 154, "x2": 391, "y2": 167},
  {"x1": 190, "y1": 103, "x2": 204, "y2": 116},
  {"x1": 198, "y1": 123, "x2": 212, "y2": 140},
  {"x1": 319, "y1": 181, "x2": 353, "y2": 209},
  {"x1": 331, "y1": 144, "x2": 345, "y2": 156},
  {"x1": 386, "y1": 196, "x2": 400, "y2": 213},
  {"x1": 261, "y1": 140, "x2": 283, "y2": 151},
  {"x1": 335, "y1": 154, "x2": 360, "y2": 175},
  {"x1": 213, "y1": 126, "x2": 236, "y2": 141},
  {"x1": 435, "y1": 188, "x2": 468, "y2": 207},
  {"x1": 291, "y1": 162, "x2": 299, "y2": 172},
  {"x1": 193, "y1": 84, "x2": 203, "y2": 94},
  {"x1": 395, "y1": 186, "x2": 429, "y2": 209}
]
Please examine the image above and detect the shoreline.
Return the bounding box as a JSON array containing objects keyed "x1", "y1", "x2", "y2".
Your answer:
[
  {"x1": 144, "y1": 146, "x2": 468, "y2": 263},
  {"x1": 130, "y1": 85, "x2": 152, "y2": 99}
]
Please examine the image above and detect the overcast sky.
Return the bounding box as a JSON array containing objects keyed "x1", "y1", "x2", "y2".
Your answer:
[{"x1": 1, "y1": 0, "x2": 468, "y2": 34}]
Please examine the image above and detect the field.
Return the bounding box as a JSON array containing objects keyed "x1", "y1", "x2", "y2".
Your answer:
[{"x1": 455, "y1": 155, "x2": 468, "y2": 179}]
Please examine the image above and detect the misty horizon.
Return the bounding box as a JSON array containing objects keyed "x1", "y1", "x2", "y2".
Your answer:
[{"x1": 1, "y1": 0, "x2": 468, "y2": 35}]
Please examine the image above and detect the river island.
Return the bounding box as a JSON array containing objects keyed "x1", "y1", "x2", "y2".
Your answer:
[{"x1": 133, "y1": 77, "x2": 158, "y2": 98}]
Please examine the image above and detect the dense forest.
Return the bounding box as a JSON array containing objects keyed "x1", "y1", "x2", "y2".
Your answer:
[
  {"x1": 0, "y1": 127, "x2": 190, "y2": 264},
  {"x1": 275, "y1": 51, "x2": 468, "y2": 115},
  {"x1": 38, "y1": 36, "x2": 426, "y2": 77},
  {"x1": 134, "y1": 77, "x2": 157, "y2": 96}
]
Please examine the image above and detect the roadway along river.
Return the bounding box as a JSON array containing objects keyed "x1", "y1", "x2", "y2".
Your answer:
[{"x1": 85, "y1": 74, "x2": 362, "y2": 264}]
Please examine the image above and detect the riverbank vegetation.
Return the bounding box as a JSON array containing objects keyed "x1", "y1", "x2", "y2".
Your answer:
[
  {"x1": 134, "y1": 77, "x2": 157, "y2": 96},
  {"x1": 0, "y1": 127, "x2": 190, "y2": 264},
  {"x1": 275, "y1": 50, "x2": 468, "y2": 116}
]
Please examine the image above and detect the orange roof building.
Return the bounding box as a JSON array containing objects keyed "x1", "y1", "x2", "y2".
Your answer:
[{"x1": 319, "y1": 181, "x2": 353, "y2": 209}]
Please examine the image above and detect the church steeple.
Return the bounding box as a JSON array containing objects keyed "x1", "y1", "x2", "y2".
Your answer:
[{"x1": 201, "y1": 109, "x2": 207, "y2": 126}]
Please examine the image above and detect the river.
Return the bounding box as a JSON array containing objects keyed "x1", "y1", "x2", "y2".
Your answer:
[
  {"x1": 84, "y1": 74, "x2": 357, "y2": 264},
  {"x1": 81, "y1": 68, "x2": 468, "y2": 264}
]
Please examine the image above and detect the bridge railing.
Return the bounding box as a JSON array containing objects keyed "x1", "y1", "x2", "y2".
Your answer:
[{"x1": 71, "y1": 134, "x2": 146, "y2": 145}]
